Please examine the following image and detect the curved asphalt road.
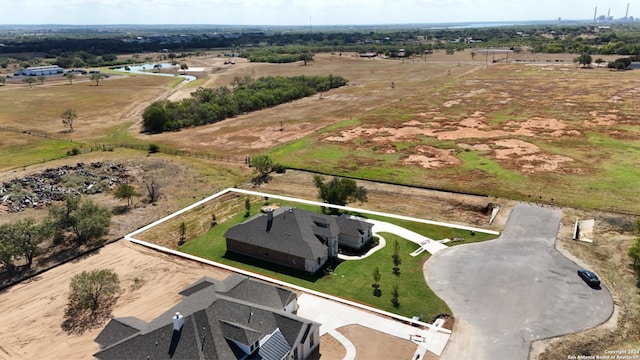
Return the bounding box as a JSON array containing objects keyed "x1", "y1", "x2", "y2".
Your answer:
[{"x1": 425, "y1": 203, "x2": 613, "y2": 360}]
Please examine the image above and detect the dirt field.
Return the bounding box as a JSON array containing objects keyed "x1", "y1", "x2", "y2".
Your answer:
[{"x1": 0, "y1": 240, "x2": 228, "y2": 360}]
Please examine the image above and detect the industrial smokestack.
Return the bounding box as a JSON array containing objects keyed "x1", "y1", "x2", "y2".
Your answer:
[
  {"x1": 626, "y1": 3, "x2": 630, "y2": 19},
  {"x1": 607, "y1": 8, "x2": 610, "y2": 18},
  {"x1": 594, "y1": 6, "x2": 598, "y2": 21}
]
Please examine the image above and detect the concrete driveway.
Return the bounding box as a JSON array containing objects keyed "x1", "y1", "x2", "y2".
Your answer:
[{"x1": 425, "y1": 203, "x2": 613, "y2": 360}]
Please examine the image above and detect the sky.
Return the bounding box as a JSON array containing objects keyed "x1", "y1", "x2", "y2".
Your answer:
[{"x1": 0, "y1": 0, "x2": 634, "y2": 25}]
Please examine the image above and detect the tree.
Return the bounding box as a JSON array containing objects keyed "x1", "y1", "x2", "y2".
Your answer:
[
  {"x1": 113, "y1": 184, "x2": 140, "y2": 207},
  {"x1": 595, "y1": 58, "x2": 606, "y2": 67},
  {"x1": 90, "y1": 73, "x2": 104, "y2": 86},
  {"x1": 23, "y1": 77, "x2": 36, "y2": 88},
  {"x1": 244, "y1": 197, "x2": 251, "y2": 217},
  {"x1": 299, "y1": 53, "x2": 314, "y2": 66},
  {"x1": 392, "y1": 240, "x2": 402, "y2": 275},
  {"x1": 250, "y1": 155, "x2": 274, "y2": 184},
  {"x1": 0, "y1": 225, "x2": 18, "y2": 275},
  {"x1": 313, "y1": 176, "x2": 368, "y2": 214},
  {"x1": 179, "y1": 222, "x2": 187, "y2": 246},
  {"x1": 168, "y1": 53, "x2": 177, "y2": 65},
  {"x1": 391, "y1": 284, "x2": 400, "y2": 307},
  {"x1": 470, "y1": 51, "x2": 476, "y2": 60},
  {"x1": 629, "y1": 238, "x2": 640, "y2": 267},
  {"x1": 37, "y1": 75, "x2": 46, "y2": 85},
  {"x1": 0, "y1": 76, "x2": 5, "y2": 86},
  {"x1": 49, "y1": 196, "x2": 111, "y2": 245},
  {"x1": 68, "y1": 269, "x2": 120, "y2": 311},
  {"x1": 575, "y1": 53, "x2": 592, "y2": 68},
  {"x1": 102, "y1": 54, "x2": 117, "y2": 62},
  {"x1": 372, "y1": 266, "x2": 382, "y2": 296},
  {"x1": 180, "y1": 63, "x2": 189, "y2": 71},
  {"x1": 65, "y1": 72, "x2": 76, "y2": 84},
  {"x1": 73, "y1": 200, "x2": 111, "y2": 244},
  {"x1": 63, "y1": 269, "x2": 120, "y2": 334},
  {"x1": 143, "y1": 177, "x2": 161, "y2": 203},
  {"x1": 61, "y1": 108, "x2": 77, "y2": 132},
  {"x1": 9, "y1": 218, "x2": 52, "y2": 270}
]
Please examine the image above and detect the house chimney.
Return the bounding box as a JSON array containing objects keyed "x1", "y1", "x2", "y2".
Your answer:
[
  {"x1": 173, "y1": 312, "x2": 184, "y2": 331},
  {"x1": 266, "y1": 209, "x2": 273, "y2": 232}
]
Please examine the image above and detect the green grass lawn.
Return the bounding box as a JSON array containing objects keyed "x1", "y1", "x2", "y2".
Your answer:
[{"x1": 177, "y1": 198, "x2": 498, "y2": 319}]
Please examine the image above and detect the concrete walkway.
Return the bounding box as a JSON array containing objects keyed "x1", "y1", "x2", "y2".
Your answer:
[
  {"x1": 327, "y1": 330, "x2": 356, "y2": 360},
  {"x1": 365, "y1": 218, "x2": 449, "y2": 254},
  {"x1": 297, "y1": 293, "x2": 450, "y2": 356}
]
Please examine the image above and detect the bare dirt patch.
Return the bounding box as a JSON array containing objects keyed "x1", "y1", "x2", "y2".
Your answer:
[
  {"x1": 338, "y1": 324, "x2": 418, "y2": 360},
  {"x1": 315, "y1": 333, "x2": 346, "y2": 360},
  {"x1": 0, "y1": 240, "x2": 230, "y2": 360}
]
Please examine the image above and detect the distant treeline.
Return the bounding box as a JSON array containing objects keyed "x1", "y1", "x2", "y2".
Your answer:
[
  {"x1": 142, "y1": 74, "x2": 348, "y2": 133},
  {"x1": 4, "y1": 24, "x2": 640, "y2": 62}
]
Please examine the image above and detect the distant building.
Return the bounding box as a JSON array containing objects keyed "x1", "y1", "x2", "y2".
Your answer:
[
  {"x1": 94, "y1": 274, "x2": 320, "y2": 360},
  {"x1": 16, "y1": 65, "x2": 64, "y2": 76},
  {"x1": 224, "y1": 207, "x2": 373, "y2": 274}
]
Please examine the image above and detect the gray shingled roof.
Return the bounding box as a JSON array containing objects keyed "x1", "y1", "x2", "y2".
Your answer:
[
  {"x1": 225, "y1": 207, "x2": 373, "y2": 262},
  {"x1": 224, "y1": 207, "x2": 334, "y2": 260},
  {"x1": 94, "y1": 317, "x2": 147, "y2": 349},
  {"x1": 94, "y1": 276, "x2": 315, "y2": 360},
  {"x1": 336, "y1": 215, "x2": 373, "y2": 237}
]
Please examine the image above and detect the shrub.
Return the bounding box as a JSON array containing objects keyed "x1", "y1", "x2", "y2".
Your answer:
[
  {"x1": 273, "y1": 163, "x2": 287, "y2": 174},
  {"x1": 148, "y1": 144, "x2": 160, "y2": 153}
]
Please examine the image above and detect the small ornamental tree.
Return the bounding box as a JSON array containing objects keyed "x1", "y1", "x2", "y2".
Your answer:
[
  {"x1": 391, "y1": 284, "x2": 400, "y2": 307},
  {"x1": 244, "y1": 197, "x2": 251, "y2": 217},
  {"x1": 372, "y1": 266, "x2": 382, "y2": 297},
  {"x1": 179, "y1": 222, "x2": 187, "y2": 246},
  {"x1": 392, "y1": 240, "x2": 402, "y2": 275}
]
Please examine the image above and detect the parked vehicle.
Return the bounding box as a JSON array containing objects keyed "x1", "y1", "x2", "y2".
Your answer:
[{"x1": 577, "y1": 269, "x2": 600, "y2": 288}]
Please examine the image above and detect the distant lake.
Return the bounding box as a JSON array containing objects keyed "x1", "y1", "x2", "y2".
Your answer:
[{"x1": 113, "y1": 63, "x2": 196, "y2": 82}]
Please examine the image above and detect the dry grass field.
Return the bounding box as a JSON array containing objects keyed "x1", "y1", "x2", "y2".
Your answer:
[{"x1": 0, "y1": 48, "x2": 639, "y2": 359}]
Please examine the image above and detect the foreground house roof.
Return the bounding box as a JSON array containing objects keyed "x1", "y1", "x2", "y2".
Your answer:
[{"x1": 94, "y1": 274, "x2": 317, "y2": 360}]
